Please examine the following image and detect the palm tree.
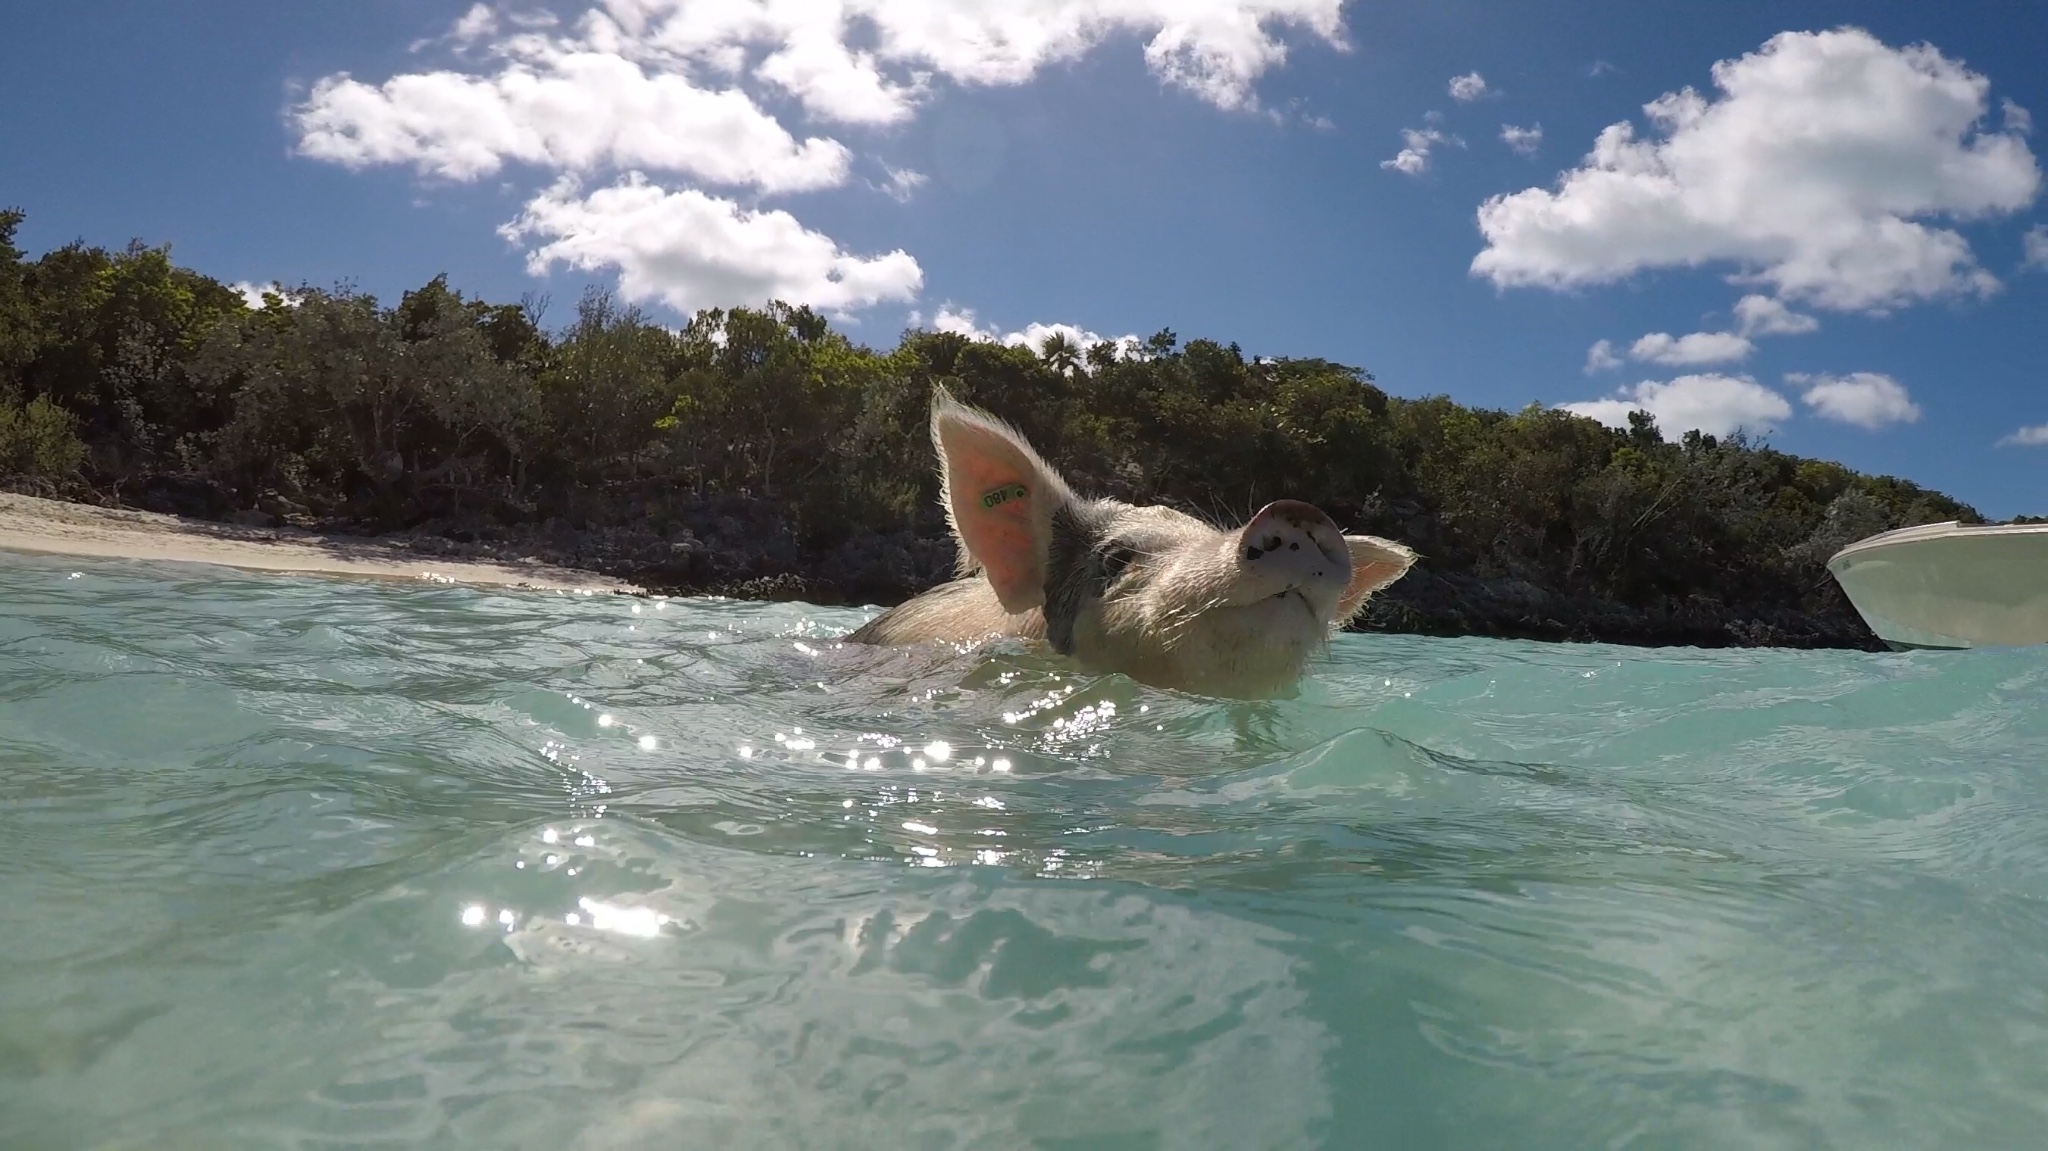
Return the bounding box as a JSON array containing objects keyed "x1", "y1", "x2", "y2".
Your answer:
[{"x1": 1039, "y1": 331, "x2": 1081, "y2": 377}]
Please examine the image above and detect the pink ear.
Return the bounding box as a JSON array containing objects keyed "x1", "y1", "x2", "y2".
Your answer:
[
  {"x1": 931, "y1": 392, "x2": 1072, "y2": 613},
  {"x1": 1337, "y1": 535, "x2": 1417, "y2": 621}
]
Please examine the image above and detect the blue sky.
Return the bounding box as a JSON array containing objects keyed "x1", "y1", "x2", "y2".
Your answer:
[{"x1": 5, "y1": 0, "x2": 2045, "y2": 516}]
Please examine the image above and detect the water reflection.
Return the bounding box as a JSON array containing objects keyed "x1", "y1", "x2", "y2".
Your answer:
[
  {"x1": 485, "y1": 835, "x2": 1336, "y2": 1151},
  {"x1": 14, "y1": 555, "x2": 2048, "y2": 1149}
]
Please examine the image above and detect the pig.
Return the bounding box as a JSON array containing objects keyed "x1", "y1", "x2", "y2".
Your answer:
[{"x1": 844, "y1": 388, "x2": 1418, "y2": 698}]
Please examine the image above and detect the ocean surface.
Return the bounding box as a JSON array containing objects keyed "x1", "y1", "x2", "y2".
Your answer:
[{"x1": 5, "y1": 550, "x2": 2048, "y2": 1150}]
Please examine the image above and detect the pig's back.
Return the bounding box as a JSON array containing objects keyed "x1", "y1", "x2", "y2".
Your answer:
[{"x1": 845, "y1": 577, "x2": 1046, "y2": 647}]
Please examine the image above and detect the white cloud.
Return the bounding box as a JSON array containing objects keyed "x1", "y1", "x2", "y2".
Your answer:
[
  {"x1": 294, "y1": 51, "x2": 852, "y2": 191},
  {"x1": 2006, "y1": 98, "x2": 2035, "y2": 137},
  {"x1": 1590, "y1": 310, "x2": 1797, "y2": 377},
  {"x1": 1500, "y1": 123, "x2": 1542, "y2": 156},
  {"x1": 1628, "y1": 329, "x2": 1754, "y2": 366},
  {"x1": 878, "y1": 165, "x2": 928, "y2": 203},
  {"x1": 230, "y1": 280, "x2": 307, "y2": 310},
  {"x1": 1472, "y1": 28, "x2": 2042, "y2": 313},
  {"x1": 1791, "y1": 371, "x2": 1921, "y2": 429},
  {"x1": 604, "y1": 0, "x2": 1351, "y2": 119},
  {"x1": 1584, "y1": 339, "x2": 1623, "y2": 373},
  {"x1": 1732, "y1": 293, "x2": 1819, "y2": 336},
  {"x1": 452, "y1": 4, "x2": 499, "y2": 47},
  {"x1": 501, "y1": 175, "x2": 924, "y2": 316},
  {"x1": 930, "y1": 305, "x2": 1143, "y2": 362},
  {"x1": 409, "y1": 3, "x2": 504, "y2": 54},
  {"x1": 1381, "y1": 125, "x2": 1462, "y2": 176},
  {"x1": 929, "y1": 305, "x2": 997, "y2": 339},
  {"x1": 1448, "y1": 72, "x2": 1489, "y2": 102},
  {"x1": 2026, "y1": 224, "x2": 2048, "y2": 269},
  {"x1": 2000, "y1": 423, "x2": 2048, "y2": 447},
  {"x1": 1562, "y1": 373, "x2": 1792, "y2": 437},
  {"x1": 298, "y1": 0, "x2": 1352, "y2": 319}
]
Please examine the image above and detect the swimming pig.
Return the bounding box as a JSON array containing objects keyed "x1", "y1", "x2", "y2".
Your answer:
[{"x1": 845, "y1": 388, "x2": 1417, "y2": 698}]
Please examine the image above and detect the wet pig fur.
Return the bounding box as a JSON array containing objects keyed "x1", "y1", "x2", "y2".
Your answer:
[{"x1": 845, "y1": 389, "x2": 1417, "y2": 698}]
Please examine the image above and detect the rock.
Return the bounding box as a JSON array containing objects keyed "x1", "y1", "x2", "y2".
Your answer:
[{"x1": 159, "y1": 484, "x2": 1880, "y2": 652}]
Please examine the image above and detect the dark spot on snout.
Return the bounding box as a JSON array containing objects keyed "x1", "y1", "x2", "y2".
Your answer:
[
  {"x1": 1244, "y1": 544, "x2": 1264, "y2": 561},
  {"x1": 1289, "y1": 542, "x2": 1299, "y2": 551}
]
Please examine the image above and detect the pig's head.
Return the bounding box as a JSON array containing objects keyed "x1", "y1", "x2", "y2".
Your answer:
[{"x1": 931, "y1": 388, "x2": 1416, "y2": 698}]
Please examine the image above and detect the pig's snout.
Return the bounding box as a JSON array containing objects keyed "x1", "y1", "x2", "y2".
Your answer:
[{"x1": 1233, "y1": 500, "x2": 1351, "y2": 608}]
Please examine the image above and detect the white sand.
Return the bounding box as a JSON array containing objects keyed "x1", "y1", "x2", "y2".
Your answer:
[{"x1": 0, "y1": 492, "x2": 636, "y2": 593}]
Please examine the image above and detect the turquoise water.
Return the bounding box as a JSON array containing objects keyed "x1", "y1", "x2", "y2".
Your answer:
[{"x1": 5, "y1": 552, "x2": 2048, "y2": 1150}]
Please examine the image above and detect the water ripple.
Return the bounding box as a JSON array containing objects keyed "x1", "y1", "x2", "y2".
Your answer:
[{"x1": 7, "y1": 550, "x2": 2048, "y2": 1148}]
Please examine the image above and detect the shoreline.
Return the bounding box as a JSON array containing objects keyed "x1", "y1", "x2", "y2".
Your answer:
[
  {"x1": 0, "y1": 492, "x2": 636, "y2": 594},
  {"x1": 0, "y1": 491, "x2": 1884, "y2": 649}
]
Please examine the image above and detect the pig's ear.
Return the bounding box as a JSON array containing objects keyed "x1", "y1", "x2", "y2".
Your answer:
[
  {"x1": 931, "y1": 388, "x2": 1074, "y2": 613},
  {"x1": 1337, "y1": 535, "x2": 1416, "y2": 622}
]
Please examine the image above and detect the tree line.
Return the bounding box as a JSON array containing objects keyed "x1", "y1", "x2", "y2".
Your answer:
[{"x1": 0, "y1": 207, "x2": 1987, "y2": 646}]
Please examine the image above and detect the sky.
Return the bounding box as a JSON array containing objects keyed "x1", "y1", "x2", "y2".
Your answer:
[{"x1": 3, "y1": 0, "x2": 2045, "y2": 516}]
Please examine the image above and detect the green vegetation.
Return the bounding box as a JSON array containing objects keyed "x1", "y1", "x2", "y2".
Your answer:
[
  {"x1": 0, "y1": 393, "x2": 88, "y2": 479},
  {"x1": 0, "y1": 207, "x2": 1987, "y2": 647}
]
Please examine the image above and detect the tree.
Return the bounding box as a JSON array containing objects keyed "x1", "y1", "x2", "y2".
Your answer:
[
  {"x1": 1038, "y1": 332, "x2": 1080, "y2": 377},
  {"x1": 0, "y1": 394, "x2": 88, "y2": 479},
  {"x1": 0, "y1": 203, "x2": 2001, "y2": 647},
  {"x1": 0, "y1": 208, "x2": 36, "y2": 392}
]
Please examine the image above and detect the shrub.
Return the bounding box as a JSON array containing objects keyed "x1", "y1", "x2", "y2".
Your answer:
[{"x1": 0, "y1": 393, "x2": 89, "y2": 478}]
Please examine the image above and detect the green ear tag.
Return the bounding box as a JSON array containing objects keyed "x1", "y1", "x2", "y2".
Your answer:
[{"x1": 980, "y1": 483, "x2": 1028, "y2": 510}]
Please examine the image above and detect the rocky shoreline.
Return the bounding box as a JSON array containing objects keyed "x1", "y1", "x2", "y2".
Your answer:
[
  {"x1": 274, "y1": 509, "x2": 1889, "y2": 653},
  {"x1": 26, "y1": 476, "x2": 1883, "y2": 651}
]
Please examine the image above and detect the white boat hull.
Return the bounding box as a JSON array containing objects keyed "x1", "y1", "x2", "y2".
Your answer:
[{"x1": 1828, "y1": 521, "x2": 2048, "y2": 650}]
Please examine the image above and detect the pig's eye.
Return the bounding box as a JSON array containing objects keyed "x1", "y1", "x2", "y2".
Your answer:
[{"x1": 1100, "y1": 545, "x2": 1137, "y2": 581}]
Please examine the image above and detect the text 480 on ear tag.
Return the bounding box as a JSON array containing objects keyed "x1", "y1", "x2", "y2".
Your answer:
[{"x1": 981, "y1": 483, "x2": 1027, "y2": 510}]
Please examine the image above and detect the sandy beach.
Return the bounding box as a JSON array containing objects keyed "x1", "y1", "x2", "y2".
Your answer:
[{"x1": 0, "y1": 492, "x2": 636, "y2": 593}]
